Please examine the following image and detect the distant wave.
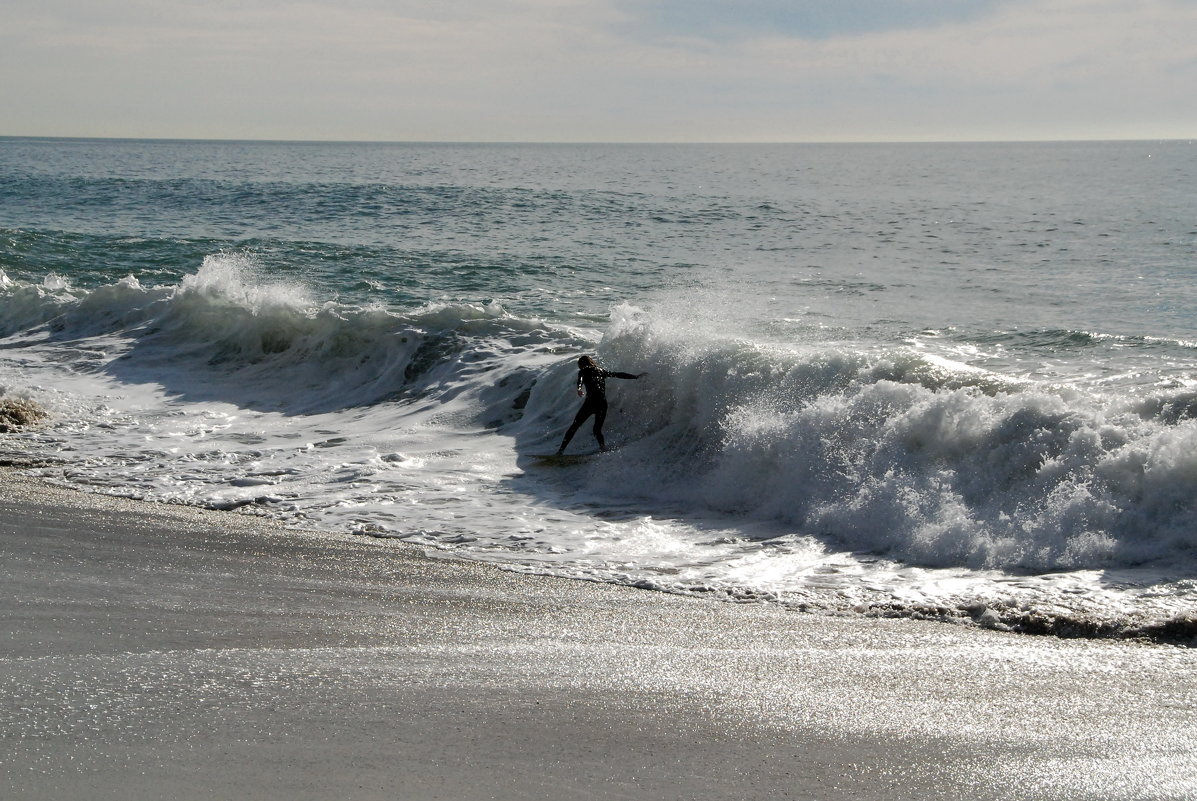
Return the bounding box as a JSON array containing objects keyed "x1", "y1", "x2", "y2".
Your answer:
[{"x1": 0, "y1": 254, "x2": 580, "y2": 414}]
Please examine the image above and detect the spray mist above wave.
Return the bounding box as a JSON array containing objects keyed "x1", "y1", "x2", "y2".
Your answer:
[{"x1": 566, "y1": 306, "x2": 1197, "y2": 575}]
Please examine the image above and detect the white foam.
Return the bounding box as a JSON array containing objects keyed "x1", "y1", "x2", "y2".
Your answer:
[{"x1": 2, "y1": 270, "x2": 1194, "y2": 632}]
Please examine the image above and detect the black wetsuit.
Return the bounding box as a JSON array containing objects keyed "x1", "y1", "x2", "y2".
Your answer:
[{"x1": 558, "y1": 366, "x2": 639, "y2": 453}]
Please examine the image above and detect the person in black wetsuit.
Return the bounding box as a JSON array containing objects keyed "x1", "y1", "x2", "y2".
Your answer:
[{"x1": 557, "y1": 355, "x2": 645, "y2": 455}]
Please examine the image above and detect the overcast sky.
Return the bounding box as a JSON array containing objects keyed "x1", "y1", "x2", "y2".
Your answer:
[{"x1": 3, "y1": 0, "x2": 1194, "y2": 142}]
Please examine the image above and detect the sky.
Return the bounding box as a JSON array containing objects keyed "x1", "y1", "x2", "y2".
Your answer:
[{"x1": 2, "y1": 0, "x2": 1195, "y2": 142}]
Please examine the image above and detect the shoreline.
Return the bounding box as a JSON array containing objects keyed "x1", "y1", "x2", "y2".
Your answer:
[
  {"x1": 3, "y1": 470, "x2": 1197, "y2": 800},
  {"x1": 12, "y1": 452, "x2": 1196, "y2": 648}
]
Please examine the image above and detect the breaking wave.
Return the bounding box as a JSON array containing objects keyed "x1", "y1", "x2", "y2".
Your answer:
[
  {"x1": 518, "y1": 306, "x2": 1197, "y2": 575},
  {"x1": 4, "y1": 257, "x2": 1197, "y2": 603}
]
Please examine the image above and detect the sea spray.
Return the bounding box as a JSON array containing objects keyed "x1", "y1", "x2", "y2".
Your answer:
[{"x1": 566, "y1": 306, "x2": 1197, "y2": 574}]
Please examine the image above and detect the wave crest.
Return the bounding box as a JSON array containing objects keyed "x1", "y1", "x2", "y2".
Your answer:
[
  {"x1": 543, "y1": 307, "x2": 1197, "y2": 574},
  {"x1": 1, "y1": 253, "x2": 564, "y2": 413}
]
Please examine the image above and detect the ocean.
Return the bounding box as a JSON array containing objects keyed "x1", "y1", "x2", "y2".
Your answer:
[{"x1": 2, "y1": 137, "x2": 1195, "y2": 640}]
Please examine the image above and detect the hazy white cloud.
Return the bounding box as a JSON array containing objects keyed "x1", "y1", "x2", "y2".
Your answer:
[
  {"x1": 1, "y1": 0, "x2": 1194, "y2": 141},
  {"x1": 611, "y1": 0, "x2": 1010, "y2": 41}
]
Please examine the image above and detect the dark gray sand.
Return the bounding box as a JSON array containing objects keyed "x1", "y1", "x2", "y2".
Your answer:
[{"x1": 2, "y1": 473, "x2": 1195, "y2": 800}]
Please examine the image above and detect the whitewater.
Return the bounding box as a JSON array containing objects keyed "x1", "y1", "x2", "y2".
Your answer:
[{"x1": 2, "y1": 137, "x2": 1195, "y2": 640}]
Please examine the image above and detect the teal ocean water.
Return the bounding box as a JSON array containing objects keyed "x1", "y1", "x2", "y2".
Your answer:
[{"x1": 2, "y1": 137, "x2": 1196, "y2": 639}]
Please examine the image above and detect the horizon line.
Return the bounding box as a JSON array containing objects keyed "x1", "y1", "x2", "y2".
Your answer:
[{"x1": 2, "y1": 134, "x2": 1194, "y2": 147}]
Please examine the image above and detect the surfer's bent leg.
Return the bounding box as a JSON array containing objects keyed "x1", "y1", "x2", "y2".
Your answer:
[
  {"x1": 592, "y1": 400, "x2": 608, "y2": 451},
  {"x1": 558, "y1": 400, "x2": 596, "y2": 454}
]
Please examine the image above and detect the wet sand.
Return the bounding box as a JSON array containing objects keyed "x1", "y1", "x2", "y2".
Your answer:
[{"x1": 2, "y1": 472, "x2": 1195, "y2": 800}]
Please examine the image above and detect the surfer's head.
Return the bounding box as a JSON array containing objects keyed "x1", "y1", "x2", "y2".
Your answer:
[{"x1": 578, "y1": 355, "x2": 597, "y2": 369}]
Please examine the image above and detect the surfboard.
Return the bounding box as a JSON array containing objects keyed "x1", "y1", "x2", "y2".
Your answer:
[{"x1": 528, "y1": 451, "x2": 603, "y2": 465}]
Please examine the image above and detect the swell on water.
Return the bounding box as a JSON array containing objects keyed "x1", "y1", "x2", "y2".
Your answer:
[{"x1": 2, "y1": 260, "x2": 1196, "y2": 643}]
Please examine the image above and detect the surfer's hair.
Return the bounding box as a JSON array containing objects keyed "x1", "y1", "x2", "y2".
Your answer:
[{"x1": 578, "y1": 355, "x2": 597, "y2": 368}]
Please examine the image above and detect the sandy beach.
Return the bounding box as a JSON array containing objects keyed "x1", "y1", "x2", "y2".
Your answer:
[{"x1": 2, "y1": 471, "x2": 1194, "y2": 801}]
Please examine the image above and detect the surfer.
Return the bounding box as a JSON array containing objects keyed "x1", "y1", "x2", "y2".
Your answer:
[{"x1": 557, "y1": 355, "x2": 645, "y2": 455}]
